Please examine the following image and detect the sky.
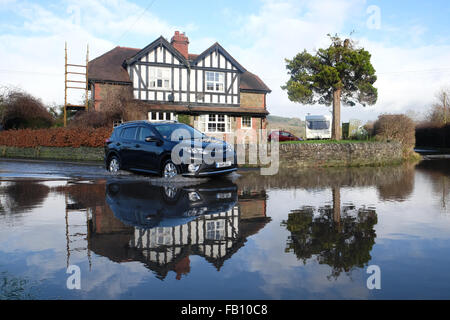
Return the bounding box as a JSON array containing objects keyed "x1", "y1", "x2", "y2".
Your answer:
[{"x1": 1, "y1": 0, "x2": 450, "y2": 122}]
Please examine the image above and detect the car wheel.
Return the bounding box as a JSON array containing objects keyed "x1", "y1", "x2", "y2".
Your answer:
[
  {"x1": 162, "y1": 160, "x2": 179, "y2": 178},
  {"x1": 108, "y1": 156, "x2": 121, "y2": 173}
]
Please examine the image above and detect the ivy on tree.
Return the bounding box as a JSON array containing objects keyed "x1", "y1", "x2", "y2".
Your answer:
[{"x1": 282, "y1": 34, "x2": 378, "y2": 140}]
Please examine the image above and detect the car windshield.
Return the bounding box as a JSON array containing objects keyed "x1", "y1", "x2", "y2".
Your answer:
[
  {"x1": 307, "y1": 120, "x2": 330, "y2": 130},
  {"x1": 153, "y1": 123, "x2": 205, "y2": 141}
]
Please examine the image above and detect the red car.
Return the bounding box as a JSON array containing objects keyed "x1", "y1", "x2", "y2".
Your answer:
[{"x1": 268, "y1": 131, "x2": 302, "y2": 142}]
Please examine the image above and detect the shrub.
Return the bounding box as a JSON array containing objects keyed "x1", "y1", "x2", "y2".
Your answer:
[
  {"x1": 177, "y1": 114, "x2": 191, "y2": 125},
  {"x1": 373, "y1": 114, "x2": 415, "y2": 157},
  {"x1": 1, "y1": 88, "x2": 54, "y2": 129},
  {"x1": 69, "y1": 85, "x2": 146, "y2": 128},
  {"x1": 0, "y1": 127, "x2": 112, "y2": 148}
]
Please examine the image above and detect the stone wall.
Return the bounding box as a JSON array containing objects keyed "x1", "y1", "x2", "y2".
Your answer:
[
  {"x1": 277, "y1": 142, "x2": 403, "y2": 168},
  {"x1": 0, "y1": 142, "x2": 405, "y2": 168}
]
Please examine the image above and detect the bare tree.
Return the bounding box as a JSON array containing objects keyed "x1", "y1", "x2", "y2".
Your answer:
[{"x1": 427, "y1": 88, "x2": 450, "y2": 125}]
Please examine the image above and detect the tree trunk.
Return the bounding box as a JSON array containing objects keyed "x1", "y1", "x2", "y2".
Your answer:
[
  {"x1": 332, "y1": 187, "x2": 341, "y2": 233},
  {"x1": 332, "y1": 88, "x2": 341, "y2": 140}
]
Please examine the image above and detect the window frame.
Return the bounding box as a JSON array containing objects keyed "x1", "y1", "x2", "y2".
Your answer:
[
  {"x1": 148, "y1": 112, "x2": 178, "y2": 122},
  {"x1": 205, "y1": 71, "x2": 225, "y2": 93},
  {"x1": 198, "y1": 114, "x2": 231, "y2": 133},
  {"x1": 149, "y1": 67, "x2": 171, "y2": 90},
  {"x1": 241, "y1": 116, "x2": 252, "y2": 129}
]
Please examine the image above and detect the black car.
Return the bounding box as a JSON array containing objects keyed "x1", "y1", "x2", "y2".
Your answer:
[
  {"x1": 106, "y1": 179, "x2": 238, "y2": 229},
  {"x1": 104, "y1": 120, "x2": 237, "y2": 177}
]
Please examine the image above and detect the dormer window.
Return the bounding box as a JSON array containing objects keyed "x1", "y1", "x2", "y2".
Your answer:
[{"x1": 206, "y1": 71, "x2": 224, "y2": 92}]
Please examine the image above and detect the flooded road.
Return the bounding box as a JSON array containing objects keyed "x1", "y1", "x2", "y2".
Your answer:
[{"x1": 1, "y1": 158, "x2": 450, "y2": 299}]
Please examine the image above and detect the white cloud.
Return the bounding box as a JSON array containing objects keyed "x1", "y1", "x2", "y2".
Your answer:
[
  {"x1": 227, "y1": 0, "x2": 450, "y2": 122},
  {"x1": 0, "y1": 0, "x2": 194, "y2": 105}
]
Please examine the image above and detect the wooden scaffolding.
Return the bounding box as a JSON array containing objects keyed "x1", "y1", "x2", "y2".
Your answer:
[{"x1": 64, "y1": 42, "x2": 89, "y2": 127}]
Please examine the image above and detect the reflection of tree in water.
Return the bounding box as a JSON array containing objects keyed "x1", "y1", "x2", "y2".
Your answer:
[
  {"x1": 1, "y1": 181, "x2": 50, "y2": 214},
  {"x1": 281, "y1": 188, "x2": 377, "y2": 280},
  {"x1": 416, "y1": 159, "x2": 450, "y2": 209}
]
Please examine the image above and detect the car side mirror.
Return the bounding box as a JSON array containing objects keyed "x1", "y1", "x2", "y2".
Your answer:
[{"x1": 145, "y1": 136, "x2": 159, "y2": 143}]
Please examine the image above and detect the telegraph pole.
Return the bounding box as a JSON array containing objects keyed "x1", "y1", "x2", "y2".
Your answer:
[{"x1": 444, "y1": 92, "x2": 447, "y2": 125}]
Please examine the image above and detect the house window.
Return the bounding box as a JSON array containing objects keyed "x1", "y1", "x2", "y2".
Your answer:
[
  {"x1": 148, "y1": 112, "x2": 177, "y2": 122},
  {"x1": 205, "y1": 71, "x2": 224, "y2": 92},
  {"x1": 149, "y1": 67, "x2": 170, "y2": 89},
  {"x1": 198, "y1": 114, "x2": 231, "y2": 133},
  {"x1": 241, "y1": 116, "x2": 252, "y2": 129},
  {"x1": 206, "y1": 220, "x2": 225, "y2": 240},
  {"x1": 150, "y1": 227, "x2": 172, "y2": 246}
]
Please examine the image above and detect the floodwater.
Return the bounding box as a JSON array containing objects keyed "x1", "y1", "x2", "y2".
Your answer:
[{"x1": 0, "y1": 158, "x2": 450, "y2": 299}]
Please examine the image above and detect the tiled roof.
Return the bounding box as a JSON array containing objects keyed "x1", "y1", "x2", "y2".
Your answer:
[
  {"x1": 240, "y1": 71, "x2": 271, "y2": 93},
  {"x1": 188, "y1": 53, "x2": 199, "y2": 61},
  {"x1": 88, "y1": 46, "x2": 139, "y2": 83}
]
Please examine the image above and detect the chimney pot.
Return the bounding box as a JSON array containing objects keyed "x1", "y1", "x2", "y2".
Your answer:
[{"x1": 171, "y1": 31, "x2": 189, "y2": 59}]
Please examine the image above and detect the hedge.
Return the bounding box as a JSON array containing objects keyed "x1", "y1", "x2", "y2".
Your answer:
[{"x1": 0, "y1": 127, "x2": 112, "y2": 148}]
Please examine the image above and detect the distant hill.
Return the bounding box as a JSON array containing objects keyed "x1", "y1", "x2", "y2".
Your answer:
[{"x1": 267, "y1": 115, "x2": 305, "y2": 138}]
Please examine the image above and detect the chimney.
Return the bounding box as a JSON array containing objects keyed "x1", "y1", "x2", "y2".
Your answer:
[{"x1": 171, "y1": 31, "x2": 189, "y2": 59}]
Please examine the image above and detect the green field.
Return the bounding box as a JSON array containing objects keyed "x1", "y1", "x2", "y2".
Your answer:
[{"x1": 267, "y1": 115, "x2": 305, "y2": 138}]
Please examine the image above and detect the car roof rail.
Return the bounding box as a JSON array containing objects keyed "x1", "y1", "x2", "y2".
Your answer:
[{"x1": 115, "y1": 120, "x2": 180, "y2": 127}]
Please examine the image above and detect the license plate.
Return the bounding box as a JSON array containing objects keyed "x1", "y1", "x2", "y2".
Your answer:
[
  {"x1": 216, "y1": 161, "x2": 232, "y2": 168},
  {"x1": 216, "y1": 192, "x2": 232, "y2": 199}
]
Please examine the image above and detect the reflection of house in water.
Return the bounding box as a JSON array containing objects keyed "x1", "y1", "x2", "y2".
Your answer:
[
  {"x1": 64, "y1": 179, "x2": 270, "y2": 280},
  {"x1": 131, "y1": 206, "x2": 241, "y2": 278}
]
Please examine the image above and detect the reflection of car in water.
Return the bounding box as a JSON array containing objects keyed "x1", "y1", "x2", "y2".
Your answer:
[
  {"x1": 106, "y1": 179, "x2": 238, "y2": 229},
  {"x1": 85, "y1": 178, "x2": 270, "y2": 280}
]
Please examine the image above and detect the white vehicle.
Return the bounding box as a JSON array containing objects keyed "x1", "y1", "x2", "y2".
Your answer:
[{"x1": 305, "y1": 115, "x2": 332, "y2": 140}]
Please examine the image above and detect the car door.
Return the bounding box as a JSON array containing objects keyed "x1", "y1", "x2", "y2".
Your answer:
[
  {"x1": 280, "y1": 132, "x2": 290, "y2": 142},
  {"x1": 136, "y1": 126, "x2": 163, "y2": 172},
  {"x1": 119, "y1": 126, "x2": 139, "y2": 168}
]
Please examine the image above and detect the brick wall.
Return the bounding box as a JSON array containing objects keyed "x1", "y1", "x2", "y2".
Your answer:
[{"x1": 240, "y1": 92, "x2": 265, "y2": 109}]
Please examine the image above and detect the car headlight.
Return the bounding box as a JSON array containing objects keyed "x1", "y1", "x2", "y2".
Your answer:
[{"x1": 225, "y1": 144, "x2": 234, "y2": 152}]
